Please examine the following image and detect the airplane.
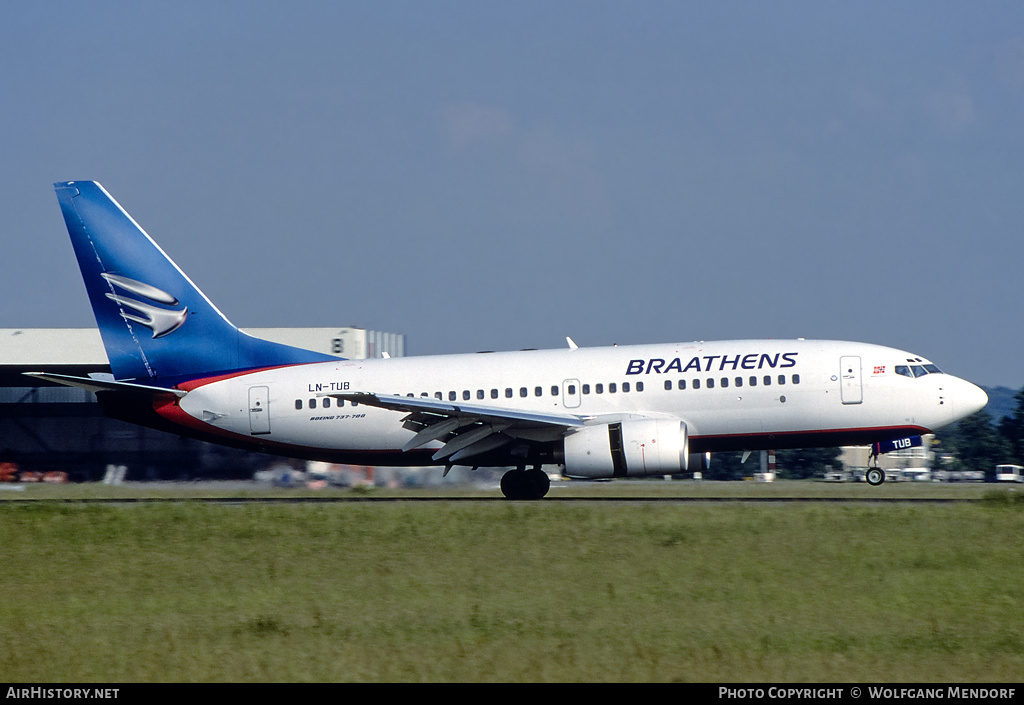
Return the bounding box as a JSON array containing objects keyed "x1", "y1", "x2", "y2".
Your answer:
[{"x1": 27, "y1": 181, "x2": 989, "y2": 499}]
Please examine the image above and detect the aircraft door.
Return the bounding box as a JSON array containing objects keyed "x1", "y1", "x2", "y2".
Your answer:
[
  {"x1": 562, "y1": 379, "x2": 581, "y2": 409},
  {"x1": 840, "y1": 356, "x2": 863, "y2": 405},
  {"x1": 249, "y1": 386, "x2": 271, "y2": 434}
]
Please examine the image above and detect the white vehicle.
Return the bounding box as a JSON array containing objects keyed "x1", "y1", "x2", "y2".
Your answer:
[
  {"x1": 30, "y1": 182, "x2": 989, "y2": 499},
  {"x1": 995, "y1": 465, "x2": 1024, "y2": 482}
]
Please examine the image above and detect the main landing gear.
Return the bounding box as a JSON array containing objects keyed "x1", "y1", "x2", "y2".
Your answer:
[{"x1": 500, "y1": 465, "x2": 551, "y2": 500}]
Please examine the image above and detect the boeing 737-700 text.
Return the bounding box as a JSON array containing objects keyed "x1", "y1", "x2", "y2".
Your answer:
[{"x1": 28, "y1": 181, "x2": 989, "y2": 499}]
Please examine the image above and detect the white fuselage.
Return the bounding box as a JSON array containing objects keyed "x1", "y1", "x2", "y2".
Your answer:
[{"x1": 168, "y1": 339, "x2": 987, "y2": 467}]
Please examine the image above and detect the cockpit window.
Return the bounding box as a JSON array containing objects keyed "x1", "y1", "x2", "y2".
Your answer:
[{"x1": 895, "y1": 364, "x2": 942, "y2": 378}]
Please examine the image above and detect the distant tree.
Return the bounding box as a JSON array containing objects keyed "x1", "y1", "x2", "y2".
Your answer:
[
  {"x1": 941, "y1": 409, "x2": 1010, "y2": 477},
  {"x1": 997, "y1": 387, "x2": 1024, "y2": 465}
]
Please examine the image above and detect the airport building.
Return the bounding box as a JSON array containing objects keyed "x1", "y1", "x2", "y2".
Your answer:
[{"x1": 0, "y1": 327, "x2": 404, "y2": 481}]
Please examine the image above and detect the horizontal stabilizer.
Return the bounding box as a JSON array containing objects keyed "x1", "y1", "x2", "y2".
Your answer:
[{"x1": 23, "y1": 372, "x2": 186, "y2": 397}]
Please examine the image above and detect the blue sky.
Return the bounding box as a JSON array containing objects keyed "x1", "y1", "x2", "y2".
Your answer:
[{"x1": 2, "y1": 2, "x2": 1023, "y2": 388}]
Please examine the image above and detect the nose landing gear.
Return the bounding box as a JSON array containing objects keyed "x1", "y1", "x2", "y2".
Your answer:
[
  {"x1": 865, "y1": 466, "x2": 886, "y2": 486},
  {"x1": 865, "y1": 447, "x2": 886, "y2": 486}
]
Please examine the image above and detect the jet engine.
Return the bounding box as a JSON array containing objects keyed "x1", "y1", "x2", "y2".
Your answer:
[{"x1": 562, "y1": 418, "x2": 688, "y2": 479}]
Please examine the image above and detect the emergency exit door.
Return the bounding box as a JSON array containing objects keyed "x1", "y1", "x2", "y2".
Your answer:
[
  {"x1": 249, "y1": 386, "x2": 271, "y2": 434},
  {"x1": 840, "y1": 356, "x2": 863, "y2": 405},
  {"x1": 562, "y1": 379, "x2": 581, "y2": 408}
]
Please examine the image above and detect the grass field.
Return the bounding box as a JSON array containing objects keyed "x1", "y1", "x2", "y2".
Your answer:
[{"x1": 1, "y1": 482, "x2": 1022, "y2": 682}]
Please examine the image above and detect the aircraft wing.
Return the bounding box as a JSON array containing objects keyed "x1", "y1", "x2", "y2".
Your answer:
[{"x1": 326, "y1": 391, "x2": 587, "y2": 464}]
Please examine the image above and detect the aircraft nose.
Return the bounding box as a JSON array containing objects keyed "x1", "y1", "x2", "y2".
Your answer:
[
  {"x1": 961, "y1": 380, "x2": 988, "y2": 416},
  {"x1": 949, "y1": 377, "x2": 988, "y2": 420}
]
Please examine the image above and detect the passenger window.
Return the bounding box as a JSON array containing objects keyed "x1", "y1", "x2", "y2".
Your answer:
[
  {"x1": 636, "y1": 381, "x2": 644, "y2": 392},
  {"x1": 609, "y1": 383, "x2": 617, "y2": 393},
  {"x1": 435, "y1": 392, "x2": 443, "y2": 399},
  {"x1": 520, "y1": 387, "x2": 528, "y2": 397},
  {"x1": 721, "y1": 378, "x2": 729, "y2": 388},
  {"x1": 693, "y1": 379, "x2": 701, "y2": 390},
  {"x1": 505, "y1": 388, "x2": 513, "y2": 398},
  {"x1": 623, "y1": 382, "x2": 631, "y2": 392},
  {"x1": 735, "y1": 377, "x2": 743, "y2": 387},
  {"x1": 535, "y1": 386, "x2": 543, "y2": 397},
  {"x1": 792, "y1": 374, "x2": 800, "y2": 384},
  {"x1": 707, "y1": 378, "x2": 715, "y2": 389},
  {"x1": 295, "y1": 399, "x2": 302, "y2": 410},
  {"x1": 551, "y1": 385, "x2": 559, "y2": 396},
  {"x1": 309, "y1": 398, "x2": 317, "y2": 409},
  {"x1": 477, "y1": 390, "x2": 484, "y2": 400},
  {"x1": 449, "y1": 391, "x2": 457, "y2": 401},
  {"x1": 491, "y1": 389, "x2": 498, "y2": 399},
  {"x1": 665, "y1": 380, "x2": 673, "y2": 391},
  {"x1": 749, "y1": 376, "x2": 757, "y2": 387},
  {"x1": 568, "y1": 385, "x2": 576, "y2": 395},
  {"x1": 323, "y1": 398, "x2": 331, "y2": 408},
  {"x1": 764, "y1": 376, "x2": 772, "y2": 386},
  {"x1": 463, "y1": 390, "x2": 471, "y2": 400},
  {"x1": 596, "y1": 383, "x2": 604, "y2": 394},
  {"x1": 582, "y1": 384, "x2": 590, "y2": 395},
  {"x1": 778, "y1": 375, "x2": 786, "y2": 385},
  {"x1": 679, "y1": 379, "x2": 686, "y2": 390}
]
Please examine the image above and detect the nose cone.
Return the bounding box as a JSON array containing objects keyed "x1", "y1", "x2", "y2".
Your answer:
[
  {"x1": 947, "y1": 377, "x2": 988, "y2": 425},
  {"x1": 961, "y1": 380, "x2": 989, "y2": 417}
]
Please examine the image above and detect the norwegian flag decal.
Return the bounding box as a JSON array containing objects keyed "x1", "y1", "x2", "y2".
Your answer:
[{"x1": 873, "y1": 365, "x2": 886, "y2": 375}]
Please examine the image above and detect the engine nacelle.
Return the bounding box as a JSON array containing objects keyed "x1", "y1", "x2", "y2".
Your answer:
[{"x1": 563, "y1": 418, "x2": 689, "y2": 479}]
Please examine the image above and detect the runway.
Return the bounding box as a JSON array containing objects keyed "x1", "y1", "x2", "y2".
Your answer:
[
  {"x1": 0, "y1": 494, "x2": 987, "y2": 505},
  {"x1": 0, "y1": 479, "x2": 1009, "y2": 504}
]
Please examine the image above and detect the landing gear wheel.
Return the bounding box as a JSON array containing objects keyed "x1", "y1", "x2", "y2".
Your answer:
[
  {"x1": 865, "y1": 467, "x2": 885, "y2": 486},
  {"x1": 500, "y1": 468, "x2": 550, "y2": 500},
  {"x1": 500, "y1": 469, "x2": 525, "y2": 499},
  {"x1": 524, "y1": 467, "x2": 550, "y2": 500}
]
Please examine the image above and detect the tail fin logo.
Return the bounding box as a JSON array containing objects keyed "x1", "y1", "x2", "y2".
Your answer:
[{"x1": 100, "y1": 273, "x2": 188, "y2": 338}]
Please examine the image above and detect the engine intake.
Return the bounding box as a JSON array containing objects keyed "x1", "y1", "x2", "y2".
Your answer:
[{"x1": 563, "y1": 418, "x2": 689, "y2": 479}]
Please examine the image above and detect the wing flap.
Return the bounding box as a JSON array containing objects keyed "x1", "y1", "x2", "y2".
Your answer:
[
  {"x1": 431, "y1": 423, "x2": 510, "y2": 462},
  {"x1": 402, "y1": 416, "x2": 477, "y2": 452}
]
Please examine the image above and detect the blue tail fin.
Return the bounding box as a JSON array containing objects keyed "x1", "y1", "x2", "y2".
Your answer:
[{"x1": 54, "y1": 181, "x2": 339, "y2": 383}]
